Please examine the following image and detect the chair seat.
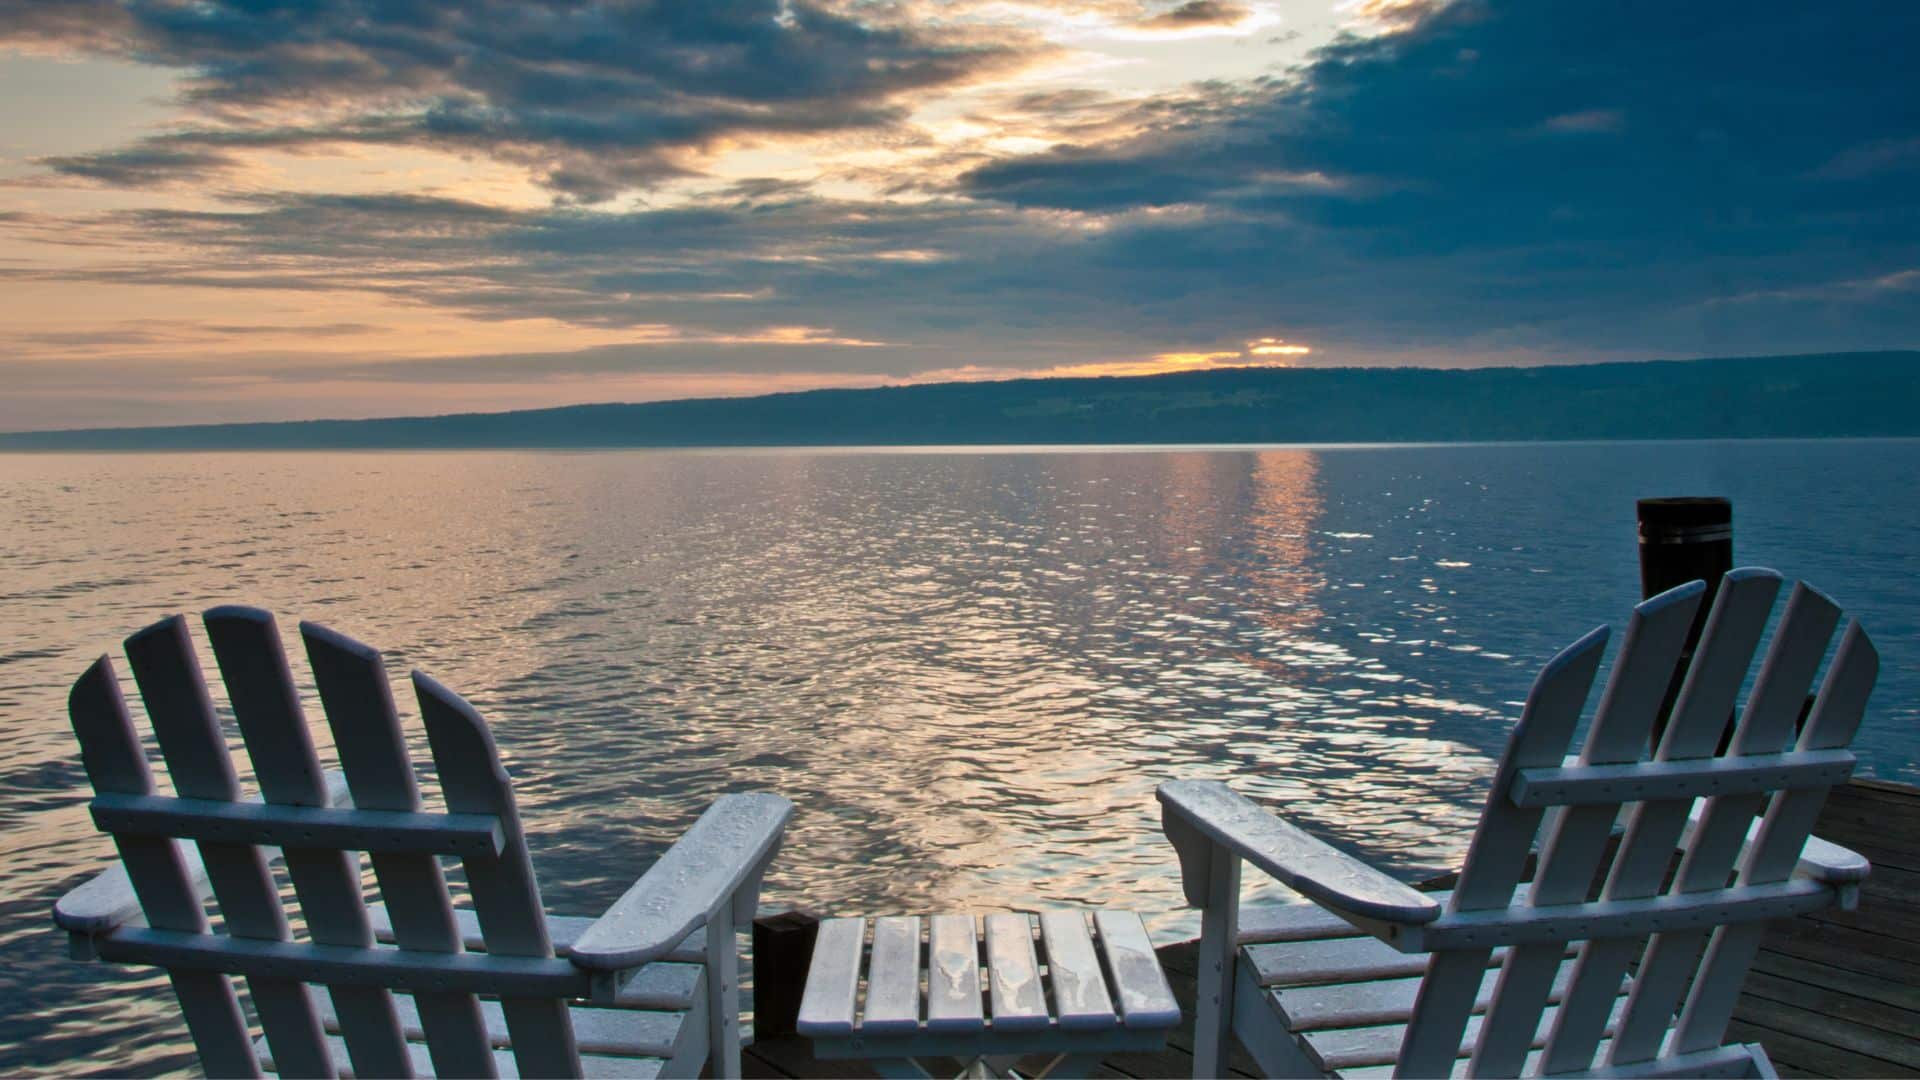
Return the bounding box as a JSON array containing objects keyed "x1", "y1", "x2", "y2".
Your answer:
[
  {"x1": 1235, "y1": 902, "x2": 1631, "y2": 1077},
  {"x1": 797, "y1": 910, "x2": 1181, "y2": 1062}
]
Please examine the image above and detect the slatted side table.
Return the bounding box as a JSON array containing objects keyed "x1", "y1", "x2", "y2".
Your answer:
[{"x1": 796, "y1": 909, "x2": 1181, "y2": 1079}]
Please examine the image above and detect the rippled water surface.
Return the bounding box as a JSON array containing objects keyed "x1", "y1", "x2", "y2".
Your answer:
[{"x1": 2, "y1": 442, "x2": 1915, "y2": 1074}]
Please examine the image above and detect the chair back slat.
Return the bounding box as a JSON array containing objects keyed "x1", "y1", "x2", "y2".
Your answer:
[
  {"x1": 1733, "y1": 584, "x2": 1847, "y2": 755},
  {"x1": 1670, "y1": 619, "x2": 1878, "y2": 1056},
  {"x1": 1448, "y1": 626, "x2": 1613, "y2": 911},
  {"x1": 303, "y1": 622, "x2": 502, "y2": 1079},
  {"x1": 416, "y1": 672, "x2": 582, "y2": 1078},
  {"x1": 1537, "y1": 570, "x2": 1782, "y2": 1073},
  {"x1": 1395, "y1": 624, "x2": 1608, "y2": 1076},
  {"x1": 1466, "y1": 581, "x2": 1704, "y2": 1076},
  {"x1": 1606, "y1": 583, "x2": 1842, "y2": 1065},
  {"x1": 205, "y1": 608, "x2": 413, "y2": 1079},
  {"x1": 123, "y1": 616, "x2": 335, "y2": 1078},
  {"x1": 70, "y1": 656, "x2": 259, "y2": 1078},
  {"x1": 1659, "y1": 569, "x2": 1786, "y2": 758},
  {"x1": 1749, "y1": 619, "x2": 1879, "y2": 876},
  {"x1": 205, "y1": 609, "x2": 332, "y2": 805}
]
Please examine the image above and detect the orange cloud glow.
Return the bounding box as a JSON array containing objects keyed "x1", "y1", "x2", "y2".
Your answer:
[
  {"x1": 913, "y1": 337, "x2": 1315, "y2": 384},
  {"x1": 1247, "y1": 336, "x2": 1312, "y2": 356}
]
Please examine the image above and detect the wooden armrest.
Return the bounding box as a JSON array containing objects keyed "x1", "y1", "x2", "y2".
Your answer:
[
  {"x1": 1681, "y1": 799, "x2": 1869, "y2": 884},
  {"x1": 1158, "y1": 780, "x2": 1440, "y2": 926},
  {"x1": 55, "y1": 770, "x2": 353, "y2": 935},
  {"x1": 569, "y1": 792, "x2": 794, "y2": 972}
]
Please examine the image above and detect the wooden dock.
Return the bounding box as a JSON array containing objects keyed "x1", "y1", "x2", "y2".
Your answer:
[
  {"x1": 742, "y1": 779, "x2": 1920, "y2": 1078},
  {"x1": 1726, "y1": 779, "x2": 1920, "y2": 1078}
]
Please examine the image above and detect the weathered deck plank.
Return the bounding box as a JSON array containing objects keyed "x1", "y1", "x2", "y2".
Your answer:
[
  {"x1": 1731, "y1": 777, "x2": 1920, "y2": 1079},
  {"x1": 743, "y1": 779, "x2": 1920, "y2": 1078}
]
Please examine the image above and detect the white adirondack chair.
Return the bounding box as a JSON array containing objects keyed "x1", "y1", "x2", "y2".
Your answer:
[
  {"x1": 1160, "y1": 570, "x2": 1879, "y2": 1078},
  {"x1": 53, "y1": 607, "x2": 794, "y2": 1079}
]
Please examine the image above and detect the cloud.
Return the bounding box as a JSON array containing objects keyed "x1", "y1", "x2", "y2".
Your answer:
[
  {"x1": 4, "y1": 0, "x2": 1042, "y2": 201},
  {"x1": 37, "y1": 142, "x2": 240, "y2": 187},
  {"x1": 8, "y1": 318, "x2": 378, "y2": 352},
  {"x1": 1538, "y1": 108, "x2": 1624, "y2": 135},
  {"x1": 1138, "y1": 1, "x2": 1254, "y2": 31},
  {"x1": 11, "y1": 186, "x2": 1318, "y2": 356},
  {"x1": 0, "y1": 1, "x2": 137, "y2": 56}
]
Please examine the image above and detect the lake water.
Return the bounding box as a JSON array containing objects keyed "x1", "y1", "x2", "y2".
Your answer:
[{"x1": 1, "y1": 441, "x2": 1915, "y2": 1074}]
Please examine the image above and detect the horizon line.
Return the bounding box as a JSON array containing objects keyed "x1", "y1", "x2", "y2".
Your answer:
[{"x1": 5, "y1": 348, "x2": 1913, "y2": 439}]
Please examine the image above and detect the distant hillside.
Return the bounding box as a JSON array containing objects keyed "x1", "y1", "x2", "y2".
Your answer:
[{"x1": 3, "y1": 352, "x2": 1916, "y2": 449}]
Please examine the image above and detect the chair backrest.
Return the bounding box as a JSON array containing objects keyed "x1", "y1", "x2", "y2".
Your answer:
[
  {"x1": 65, "y1": 606, "x2": 585, "y2": 1079},
  {"x1": 1398, "y1": 570, "x2": 1878, "y2": 1077}
]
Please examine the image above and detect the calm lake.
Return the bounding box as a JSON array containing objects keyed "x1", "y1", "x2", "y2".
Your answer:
[{"x1": 2, "y1": 441, "x2": 1915, "y2": 1074}]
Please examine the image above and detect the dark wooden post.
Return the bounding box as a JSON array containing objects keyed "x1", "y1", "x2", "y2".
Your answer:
[
  {"x1": 750, "y1": 907, "x2": 821, "y2": 1041},
  {"x1": 1637, "y1": 497, "x2": 1733, "y2": 748},
  {"x1": 1638, "y1": 497, "x2": 1733, "y2": 609}
]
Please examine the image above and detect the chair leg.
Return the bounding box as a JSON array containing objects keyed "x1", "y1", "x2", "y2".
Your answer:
[
  {"x1": 1192, "y1": 849, "x2": 1242, "y2": 1080},
  {"x1": 1229, "y1": 959, "x2": 1321, "y2": 1078},
  {"x1": 706, "y1": 902, "x2": 742, "y2": 1079}
]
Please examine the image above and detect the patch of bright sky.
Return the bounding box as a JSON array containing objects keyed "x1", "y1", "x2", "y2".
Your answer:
[
  {"x1": 0, "y1": 53, "x2": 177, "y2": 166},
  {"x1": 0, "y1": 51, "x2": 245, "y2": 229},
  {"x1": 981, "y1": 0, "x2": 1330, "y2": 90},
  {"x1": 678, "y1": 1, "x2": 1352, "y2": 204},
  {"x1": 239, "y1": 145, "x2": 556, "y2": 208},
  {"x1": 1, "y1": 274, "x2": 766, "y2": 363}
]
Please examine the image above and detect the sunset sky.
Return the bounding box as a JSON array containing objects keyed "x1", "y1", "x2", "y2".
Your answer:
[{"x1": 1, "y1": 0, "x2": 1915, "y2": 430}]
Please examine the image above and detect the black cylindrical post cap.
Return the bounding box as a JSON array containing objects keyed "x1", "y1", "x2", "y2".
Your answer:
[
  {"x1": 1637, "y1": 495, "x2": 1732, "y2": 601},
  {"x1": 1638, "y1": 496, "x2": 1732, "y2": 545}
]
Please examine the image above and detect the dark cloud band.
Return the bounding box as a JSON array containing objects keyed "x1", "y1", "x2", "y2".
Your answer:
[{"x1": 7, "y1": 0, "x2": 1037, "y2": 200}]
